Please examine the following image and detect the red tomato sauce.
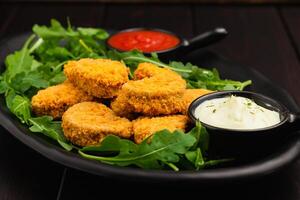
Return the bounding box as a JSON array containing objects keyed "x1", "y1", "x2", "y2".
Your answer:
[{"x1": 107, "y1": 30, "x2": 181, "y2": 53}]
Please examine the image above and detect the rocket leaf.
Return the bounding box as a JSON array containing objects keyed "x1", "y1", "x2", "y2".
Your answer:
[{"x1": 79, "y1": 129, "x2": 196, "y2": 170}]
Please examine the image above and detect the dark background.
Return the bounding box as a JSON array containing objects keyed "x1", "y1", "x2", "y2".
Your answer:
[
  {"x1": 1, "y1": 0, "x2": 300, "y2": 3},
  {"x1": 1, "y1": 2, "x2": 300, "y2": 200}
]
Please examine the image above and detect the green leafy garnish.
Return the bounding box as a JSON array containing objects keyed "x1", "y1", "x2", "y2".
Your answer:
[
  {"x1": 80, "y1": 129, "x2": 195, "y2": 170},
  {"x1": 5, "y1": 90, "x2": 31, "y2": 124},
  {"x1": 0, "y1": 19, "x2": 246, "y2": 169},
  {"x1": 79, "y1": 123, "x2": 227, "y2": 171},
  {"x1": 29, "y1": 116, "x2": 73, "y2": 151}
]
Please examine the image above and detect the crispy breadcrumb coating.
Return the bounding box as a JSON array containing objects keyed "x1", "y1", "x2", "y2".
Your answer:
[
  {"x1": 180, "y1": 89, "x2": 213, "y2": 114},
  {"x1": 110, "y1": 92, "x2": 135, "y2": 118},
  {"x1": 31, "y1": 81, "x2": 93, "y2": 119},
  {"x1": 134, "y1": 62, "x2": 175, "y2": 79},
  {"x1": 64, "y1": 58, "x2": 129, "y2": 98},
  {"x1": 112, "y1": 63, "x2": 186, "y2": 116},
  {"x1": 62, "y1": 102, "x2": 132, "y2": 147},
  {"x1": 133, "y1": 115, "x2": 189, "y2": 144}
]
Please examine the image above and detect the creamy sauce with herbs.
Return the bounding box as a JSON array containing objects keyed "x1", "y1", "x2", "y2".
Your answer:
[{"x1": 194, "y1": 95, "x2": 280, "y2": 130}]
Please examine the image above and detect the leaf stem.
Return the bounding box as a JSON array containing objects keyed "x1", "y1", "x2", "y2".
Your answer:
[
  {"x1": 23, "y1": 34, "x2": 36, "y2": 50},
  {"x1": 79, "y1": 143, "x2": 173, "y2": 162},
  {"x1": 52, "y1": 61, "x2": 68, "y2": 72},
  {"x1": 29, "y1": 38, "x2": 44, "y2": 54},
  {"x1": 163, "y1": 161, "x2": 179, "y2": 171},
  {"x1": 79, "y1": 39, "x2": 94, "y2": 53},
  {"x1": 204, "y1": 158, "x2": 234, "y2": 167},
  {"x1": 122, "y1": 56, "x2": 192, "y2": 73},
  {"x1": 79, "y1": 137, "x2": 190, "y2": 163},
  {"x1": 239, "y1": 80, "x2": 252, "y2": 90}
]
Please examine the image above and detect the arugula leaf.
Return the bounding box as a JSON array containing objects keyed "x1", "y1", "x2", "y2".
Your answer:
[
  {"x1": 77, "y1": 27, "x2": 109, "y2": 39},
  {"x1": 10, "y1": 71, "x2": 49, "y2": 93},
  {"x1": 33, "y1": 19, "x2": 109, "y2": 59},
  {"x1": 4, "y1": 35, "x2": 35, "y2": 81},
  {"x1": 79, "y1": 129, "x2": 196, "y2": 170},
  {"x1": 82, "y1": 135, "x2": 137, "y2": 153},
  {"x1": 0, "y1": 76, "x2": 8, "y2": 94},
  {"x1": 49, "y1": 71, "x2": 66, "y2": 85},
  {"x1": 185, "y1": 122, "x2": 232, "y2": 170},
  {"x1": 185, "y1": 148, "x2": 205, "y2": 170},
  {"x1": 33, "y1": 19, "x2": 78, "y2": 39},
  {"x1": 6, "y1": 90, "x2": 31, "y2": 124},
  {"x1": 29, "y1": 116, "x2": 73, "y2": 151},
  {"x1": 185, "y1": 122, "x2": 206, "y2": 169}
]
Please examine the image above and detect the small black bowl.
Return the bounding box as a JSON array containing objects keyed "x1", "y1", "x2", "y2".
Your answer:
[
  {"x1": 188, "y1": 91, "x2": 300, "y2": 160},
  {"x1": 106, "y1": 27, "x2": 228, "y2": 61}
]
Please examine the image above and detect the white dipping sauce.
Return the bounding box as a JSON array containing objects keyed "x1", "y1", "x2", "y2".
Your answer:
[{"x1": 194, "y1": 95, "x2": 280, "y2": 130}]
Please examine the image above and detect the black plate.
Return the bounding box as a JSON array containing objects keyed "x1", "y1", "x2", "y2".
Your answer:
[{"x1": 0, "y1": 33, "x2": 299, "y2": 184}]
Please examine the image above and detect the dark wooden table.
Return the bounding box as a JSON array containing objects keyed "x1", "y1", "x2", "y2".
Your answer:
[{"x1": 1, "y1": 2, "x2": 300, "y2": 199}]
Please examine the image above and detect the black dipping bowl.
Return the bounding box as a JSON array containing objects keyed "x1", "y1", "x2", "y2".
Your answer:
[
  {"x1": 188, "y1": 91, "x2": 300, "y2": 160},
  {"x1": 106, "y1": 27, "x2": 228, "y2": 61}
]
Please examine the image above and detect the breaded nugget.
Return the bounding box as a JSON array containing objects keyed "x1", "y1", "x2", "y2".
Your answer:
[
  {"x1": 64, "y1": 58, "x2": 129, "y2": 98},
  {"x1": 31, "y1": 81, "x2": 93, "y2": 119},
  {"x1": 112, "y1": 63, "x2": 186, "y2": 116},
  {"x1": 134, "y1": 62, "x2": 172, "y2": 79},
  {"x1": 133, "y1": 115, "x2": 189, "y2": 144},
  {"x1": 180, "y1": 89, "x2": 213, "y2": 114},
  {"x1": 62, "y1": 102, "x2": 132, "y2": 146},
  {"x1": 110, "y1": 92, "x2": 135, "y2": 119}
]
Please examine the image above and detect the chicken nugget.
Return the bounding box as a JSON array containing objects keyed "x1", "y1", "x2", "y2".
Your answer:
[
  {"x1": 133, "y1": 115, "x2": 189, "y2": 144},
  {"x1": 31, "y1": 81, "x2": 93, "y2": 119},
  {"x1": 62, "y1": 102, "x2": 132, "y2": 147},
  {"x1": 180, "y1": 89, "x2": 213, "y2": 114},
  {"x1": 64, "y1": 58, "x2": 129, "y2": 98},
  {"x1": 112, "y1": 63, "x2": 186, "y2": 116},
  {"x1": 134, "y1": 62, "x2": 177, "y2": 79},
  {"x1": 110, "y1": 92, "x2": 136, "y2": 119}
]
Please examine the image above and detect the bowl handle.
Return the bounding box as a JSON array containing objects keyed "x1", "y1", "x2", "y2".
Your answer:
[
  {"x1": 288, "y1": 113, "x2": 300, "y2": 132},
  {"x1": 182, "y1": 27, "x2": 228, "y2": 52}
]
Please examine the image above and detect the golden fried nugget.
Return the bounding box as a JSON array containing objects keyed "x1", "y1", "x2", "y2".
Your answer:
[
  {"x1": 31, "y1": 81, "x2": 93, "y2": 119},
  {"x1": 134, "y1": 62, "x2": 175, "y2": 79},
  {"x1": 64, "y1": 58, "x2": 129, "y2": 98},
  {"x1": 180, "y1": 89, "x2": 213, "y2": 114},
  {"x1": 133, "y1": 115, "x2": 189, "y2": 144},
  {"x1": 110, "y1": 92, "x2": 135, "y2": 118},
  {"x1": 112, "y1": 63, "x2": 186, "y2": 116},
  {"x1": 62, "y1": 102, "x2": 132, "y2": 147}
]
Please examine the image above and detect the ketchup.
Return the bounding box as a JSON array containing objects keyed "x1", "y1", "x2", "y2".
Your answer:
[{"x1": 107, "y1": 30, "x2": 181, "y2": 53}]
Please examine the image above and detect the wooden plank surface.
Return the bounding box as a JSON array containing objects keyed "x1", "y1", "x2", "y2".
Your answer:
[
  {"x1": 194, "y1": 6, "x2": 300, "y2": 105},
  {"x1": 103, "y1": 4, "x2": 194, "y2": 38},
  {"x1": 2, "y1": 0, "x2": 300, "y2": 3},
  {"x1": 0, "y1": 3, "x2": 300, "y2": 200},
  {"x1": 280, "y1": 7, "x2": 300, "y2": 61},
  {"x1": 0, "y1": 4, "x2": 19, "y2": 38},
  {"x1": 2, "y1": 3, "x2": 106, "y2": 37}
]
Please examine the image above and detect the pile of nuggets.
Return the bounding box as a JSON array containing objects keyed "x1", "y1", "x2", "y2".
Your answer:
[{"x1": 31, "y1": 58, "x2": 211, "y2": 147}]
